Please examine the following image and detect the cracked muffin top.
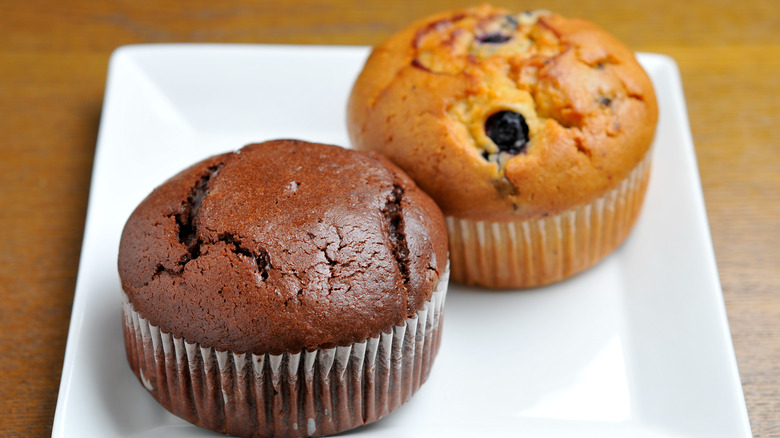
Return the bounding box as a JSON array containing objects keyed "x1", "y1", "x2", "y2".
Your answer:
[
  {"x1": 347, "y1": 5, "x2": 658, "y2": 220},
  {"x1": 118, "y1": 140, "x2": 448, "y2": 355}
]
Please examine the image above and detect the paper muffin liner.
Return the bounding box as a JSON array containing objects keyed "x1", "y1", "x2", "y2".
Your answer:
[
  {"x1": 447, "y1": 152, "x2": 652, "y2": 289},
  {"x1": 122, "y1": 265, "x2": 449, "y2": 437}
]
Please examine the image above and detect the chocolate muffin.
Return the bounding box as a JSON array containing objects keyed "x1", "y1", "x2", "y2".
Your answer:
[
  {"x1": 347, "y1": 5, "x2": 657, "y2": 288},
  {"x1": 118, "y1": 140, "x2": 449, "y2": 437}
]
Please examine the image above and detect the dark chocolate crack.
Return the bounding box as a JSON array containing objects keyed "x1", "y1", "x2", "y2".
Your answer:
[
  {"x1": 174, "y1": 163, "x2": 223, "y2": 264},
  {"x1": 153, "y1": 162, "x2": 272, "y2": 283},
  {"x1": 218, "y1": 233, "x2": 271, "y2": 281},
  {"x1": 255, "y1": 251, "x2": 271, "y2": 281},
  {"x1": 383, "y1": 183, "x2": 410, "y2": 286},
  {"x1": 153, "y1": 263, "x2": 177, "y2": 277}
]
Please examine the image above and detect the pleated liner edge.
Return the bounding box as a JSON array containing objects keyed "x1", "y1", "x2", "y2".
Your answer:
[
  {"x1": 122, "y1": 266, "x2": 449, "y2": 437},
  {"x1": 447, "y1": 151, "x2": 652, "y2": 289}
]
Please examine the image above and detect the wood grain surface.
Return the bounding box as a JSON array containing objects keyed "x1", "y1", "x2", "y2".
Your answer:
[{"x1": 1, "y1": 0, "x2": 777, "y2": 436}]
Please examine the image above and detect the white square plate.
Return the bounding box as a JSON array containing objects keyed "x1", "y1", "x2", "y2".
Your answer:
[{"x1": 53, "y1": 45, "x2": 752, "y2": 437}]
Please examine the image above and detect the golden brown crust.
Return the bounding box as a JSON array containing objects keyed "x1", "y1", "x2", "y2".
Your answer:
[
  {"x1": 118, "y1": 140, "x2": 448, "y2": 355},
  {"x1": 348, "y1": 5, "x2": 658, "y2": 220}
]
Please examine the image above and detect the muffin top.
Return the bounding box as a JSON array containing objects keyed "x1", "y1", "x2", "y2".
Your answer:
[
  {"x1": 118, "y1": 140, "x2": 448, "y2": 355},
  {"x1": 347, "y1": 5, "x2": 658, "y2": 220}
]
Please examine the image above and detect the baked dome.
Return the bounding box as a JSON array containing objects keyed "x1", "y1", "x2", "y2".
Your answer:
[
  {"x1": 347, "y1": 5, "x2": 658, "y2": 220},
  {"x1": 118, "y1": 140, "x2": 448, "y2": 355}
]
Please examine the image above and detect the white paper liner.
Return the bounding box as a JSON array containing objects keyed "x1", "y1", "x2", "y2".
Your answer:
[
  {"x1": 447, "y1": 151, "x2": 652, "y2": 288},
  {"x1": 122, "y1": 265, "x2": 449, "y2": 437}
]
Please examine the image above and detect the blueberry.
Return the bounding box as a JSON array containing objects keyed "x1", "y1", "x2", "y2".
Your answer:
[
  {"x1": 485, "y1": 111, "x2": 530, "y2": 155},
  {"x1": 477, "y1": 33, "x2": 511, "y2": 44}
]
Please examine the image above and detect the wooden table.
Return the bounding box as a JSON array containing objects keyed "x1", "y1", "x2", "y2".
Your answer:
[{"x1": 1, "y1": 0, "x2": 777, "y2": 436}]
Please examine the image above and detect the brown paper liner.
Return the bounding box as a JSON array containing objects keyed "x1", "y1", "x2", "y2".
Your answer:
[
  {"x1": 447, "y1": 152, "x2": 652, "y2": 289},
  {"x1": 122, "y1": 266, "x2": 449, "y2": 437}
]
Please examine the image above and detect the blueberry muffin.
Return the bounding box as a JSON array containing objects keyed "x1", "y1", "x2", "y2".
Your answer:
[
  {"x1": 118, "y1": 140, "x2": 449, "y2": 437},
  {"x1": 347, "y1": 5, "x2": 657, "y2": 288}
]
